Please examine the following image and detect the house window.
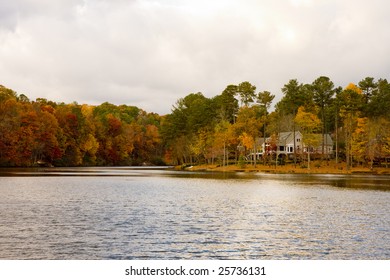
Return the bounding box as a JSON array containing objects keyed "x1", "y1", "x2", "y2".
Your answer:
[
  {"x1": 279, "y1": 146, "x2": 285, "y2": 151},
  {"x1": 297, "y1": 139, "x2": 301, "y2": 142}
]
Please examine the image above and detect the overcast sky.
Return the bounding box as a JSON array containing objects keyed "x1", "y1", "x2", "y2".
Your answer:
[{"x1": 1, "y1": 0, "x2": 389, "y2": 114}]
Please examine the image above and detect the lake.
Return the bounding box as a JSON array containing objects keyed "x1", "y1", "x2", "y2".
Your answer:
[{"x1": 0, "y1": 167, "x2": 389, "y2": 259}]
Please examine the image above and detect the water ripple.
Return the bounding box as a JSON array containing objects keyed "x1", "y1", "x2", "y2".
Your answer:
[{"x1": 0, "y1": 170, "x2": 389, "y2": 259}]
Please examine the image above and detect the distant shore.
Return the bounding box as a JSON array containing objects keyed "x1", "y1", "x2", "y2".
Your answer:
[{"x1": 178, "y1": 161, "x2": 390, "y2": 175}]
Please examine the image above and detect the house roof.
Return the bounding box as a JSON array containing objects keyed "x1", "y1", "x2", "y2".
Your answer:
[
  {"x1": 319, "y1": 133, "x2": 333, "y2": 146},
  {"x1": 278, "y1": 131, "x2": 302, "y2": 145},
  {"x1": 257, "y1": 131, "x2": 333, "y2": 146}
]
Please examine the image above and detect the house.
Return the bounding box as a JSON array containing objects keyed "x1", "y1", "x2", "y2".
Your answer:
[
  {"x1": 257, "y1": 131, "x2": 333, "y2": 159},
  {"x1": 275, "y1": 131, "x2": 303, "y2": 156},
  {"x1": 304, "y1": 133, "x2": 333, "y2": 156}
]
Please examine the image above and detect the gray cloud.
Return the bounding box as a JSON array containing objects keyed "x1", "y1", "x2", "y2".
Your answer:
[{"x1": 1, "y1": 0, "x2": 390, "y2": 114}]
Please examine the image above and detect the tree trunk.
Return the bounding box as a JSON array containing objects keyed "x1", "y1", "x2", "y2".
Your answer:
[
  {"x1": 223, "y1": 141, "x2": 226, "y2": 167},
  {"x1": 321, "y1": 108, "x2": 325, "y2": 161},
  {"x1": 263, "y1": 122, "x2": 266, "y2": 166},
  {"x1": 253, "y1": 143, "x2": 257, "y2": 168},
  {"x1": 293, "y1": 124, "x2": 297, "y2": 168},
  {"x1": 335, "y1": 109, "x2": 338, "y2": 168}
]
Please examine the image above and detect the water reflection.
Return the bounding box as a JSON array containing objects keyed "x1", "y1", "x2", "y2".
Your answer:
[
  {"x1": 0, "y1": 166, "x2": 173, "y2": 177},
  {"x1": 0, "y1": 167, "x2": 389, "y2": 259},
  {"x1": 1, "y1": 167, "x2": 390, "y2": 191}
]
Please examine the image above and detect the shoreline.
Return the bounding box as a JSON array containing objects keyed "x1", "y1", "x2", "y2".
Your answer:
[{"x1": 179, "y1": 162, "x2": 390, "y2": 175}]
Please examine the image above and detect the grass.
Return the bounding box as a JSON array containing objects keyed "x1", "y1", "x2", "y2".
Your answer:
[{"x1": 183, "y1": 160, "x2": 390, "y2": 175}]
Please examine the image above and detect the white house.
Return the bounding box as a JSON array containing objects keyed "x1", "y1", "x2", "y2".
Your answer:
[
  {"x1": 304, "y1": 133, "x2": 333, "y2": 156},
  {"x1": 257, "y1": 131, "x2": 333, "y2": 159}
]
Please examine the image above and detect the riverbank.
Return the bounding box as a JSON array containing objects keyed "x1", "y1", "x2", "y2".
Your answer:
[{"x1": 179, "y1": 161, "x2": 390, "y2": 175}]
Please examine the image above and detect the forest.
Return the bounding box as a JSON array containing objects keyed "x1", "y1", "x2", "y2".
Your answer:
[{"x1": 1, "y1": 76, "x2": 390, "y2": 169}]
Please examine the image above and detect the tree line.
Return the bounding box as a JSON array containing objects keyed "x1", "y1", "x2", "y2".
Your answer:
[
  {"x1": 1, "y1": 76, "x2": 390, "y2": 168},
  {"x1": 161, "y1": 77, "x2": 390, "y2": 170},
  {"x1": 1, "y1": 85, "x2": 162, "y2": 166}
]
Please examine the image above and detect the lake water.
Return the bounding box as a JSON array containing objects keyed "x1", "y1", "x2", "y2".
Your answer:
[{"x1": 0, "y1": 167, "x2": 389, "y2": 260}]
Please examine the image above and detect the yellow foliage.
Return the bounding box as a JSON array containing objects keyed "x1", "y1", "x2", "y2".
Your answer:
[
  {"x1": 345, "y1": 83, "x2": 363, "y2": 95},
  {"x1": 294, "y1": 106, "x2": 321, "y2": 132},
  {"x1": 354, "y1": 117, "x2": 368, "y2": 135},
  {"x1": 81, "y1": 133, "x2": 99, "y2": 154},
  {"x1": 351, "y1": 118, "x2": 368, "y2": 160},
  {"x1": 81, "y1": 104, "x2": 94, "y2": 117},
  {"x1": 239, "y1": 132, "x2": 254, "y2": 150}
]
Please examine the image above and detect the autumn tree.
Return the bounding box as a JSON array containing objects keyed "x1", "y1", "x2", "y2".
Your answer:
[
  {"x1": 54, "y1": 104, "x2": 85, "y2": 166},
  {"x1": 212, "y1": 120, "x2": 235, "y2": 166},
  {"x1": 4, "y1": 76, "x2": 390, "y2": 170},
  {"x1": 133, "y1": 111, "x2": 163, "y2": 164},
  {"x1": 0, "y1": 86, "x2": 21, "y2": 165},
  {"x1": 352, "y1": 117, "x2": 390, "y2": 169},
  {"x1": 78, "y1": 105, "x2": 99, "y2": 165},
  {"x1": 233, "y1": 105, "x2": 264, "y2": 167},
  {"x1": 294, "y1": 106, "x2": 321, "y2": 170},
  {"x1": 32, "y1": 104, "x2": 62, "y2": 164},
  {"x1": 337, "y1": 84, "x2": 364, "y2": 170},
  {"x1": 0, "y1": 92, "x2": 62, "y2": 166}
]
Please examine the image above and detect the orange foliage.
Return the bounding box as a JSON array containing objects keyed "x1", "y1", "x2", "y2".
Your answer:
[{"x1": 345, "y1": 83, "x2": 363, "y2": 94}]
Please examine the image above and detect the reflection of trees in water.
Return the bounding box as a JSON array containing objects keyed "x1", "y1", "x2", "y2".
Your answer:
[{"x1": 331, "y1": 176, "x2": 390, "y2": 191}]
